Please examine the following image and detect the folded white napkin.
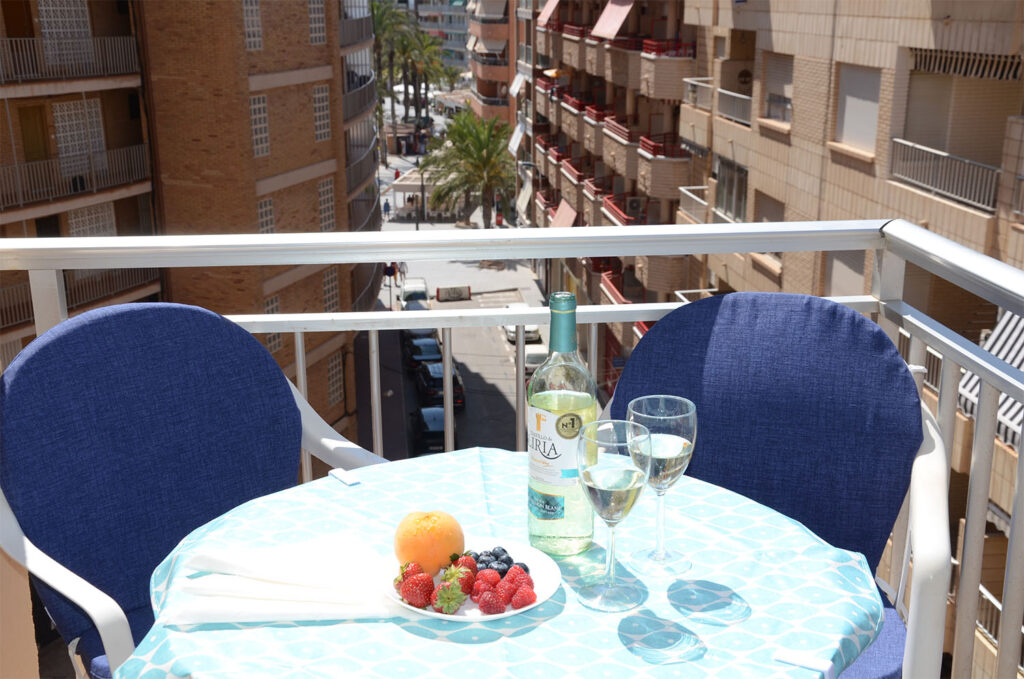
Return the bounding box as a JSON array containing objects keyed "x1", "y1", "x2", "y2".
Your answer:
[{"x1": 157, "y1": 531, "x2": 406, "y2": 625}]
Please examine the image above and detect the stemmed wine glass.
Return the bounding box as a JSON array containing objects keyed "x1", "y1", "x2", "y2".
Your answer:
[
  {"x1": 627, "y1": 395, "x2": 697, "y2": 574},
  {"x1": 576, "y1": 419, "x2": 652, "y2": 612}
]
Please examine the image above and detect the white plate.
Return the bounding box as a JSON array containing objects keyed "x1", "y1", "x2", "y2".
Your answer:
[{"x1": 388, "y1": 538, "x2": 561, "y2": 620}]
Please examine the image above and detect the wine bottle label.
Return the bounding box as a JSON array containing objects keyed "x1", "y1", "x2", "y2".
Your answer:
[
  {"x1": 528, "y1": 486, "x2": 564, "y2": 520},
  {"x1": 527, "y1": 405, "x2": 582, "y2": 487}
]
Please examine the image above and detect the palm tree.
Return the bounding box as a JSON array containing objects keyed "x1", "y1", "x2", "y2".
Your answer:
[
  {"x1": 440, "y1": 64, "x2": 463, "y2": 92},
  {"x1": 420, "y1": 112, "x2": 515, "y2": 229},
  {"x1": 371, "y1": 0, "x2": 410, "y2": 161},
  {"x1": 409, "y1": 31, "x2": 442, "y2": 120}
]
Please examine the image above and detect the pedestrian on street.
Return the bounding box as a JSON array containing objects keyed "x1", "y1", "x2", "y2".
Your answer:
[
  {"x1": 383, "y1": 199, "x2": 391, "y2": 220},
  {"x1": 398, "y1": 261, "x2": 408, "y2": 285}
]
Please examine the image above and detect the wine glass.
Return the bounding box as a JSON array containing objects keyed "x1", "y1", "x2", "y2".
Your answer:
[
  {"x1": 627, "y1": 395, "x2": 696, "y2": 574},
  {"x1": 576, "y1": 419, "x2": 652, "y2": 612}
]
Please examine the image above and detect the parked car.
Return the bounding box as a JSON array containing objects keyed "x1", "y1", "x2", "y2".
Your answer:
[
  {"x1": 403, "y1": 336, "x2": 442, "y2": 370},
  {"x1": 411, "y1": 406, "x2": 454, "y2": 456},
  {"x1": 402, "y1": 298, "x2": 434, "y2": 338},
  {"x1": 524, "y1": 342, "x2": 548, "y2": 376},
  {"x1": 502, "y1": 302, "x2": 541, "y2": 343},
  {"x1": 400, "y1": 277, "x2": 429, "y2": 309},
  {"x1": 415, "y1": 361, "x2": 466, "y2": 411}
]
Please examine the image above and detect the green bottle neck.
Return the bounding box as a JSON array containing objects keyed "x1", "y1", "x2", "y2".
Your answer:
[{"x1": 549, "y1": 307, "x2": 577, "y2": 353}]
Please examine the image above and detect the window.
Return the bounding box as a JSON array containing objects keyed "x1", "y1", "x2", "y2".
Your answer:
[
  {"x1": 763, "y1": 52, "x2": 793, "y2": 123},
  {"x1": 257, "y1": 198, "x2": 275, "y2": 233},
  {"x1": 38, "y1": 0, "x2": 92, "y2": 66},
  {"x1": 313, "y1": 84, "x2": 331, "y2": 141},
  {"x1": 68, "y1": 202, "x2": 116, "y2": 237},
  {"x1": 753, "y1": 191, "x2": 784, "y2": 263},
  {"x1": 327, "y1": 351, "x2": 344, "y2": 406},
  {"x1": 264, "y1": 296, "x2": 281, "y2": 352},
  {"x1": 712, "y1": 155, "x2": 747, "y2": 222},
  {"x1": 308, "y1": 0, "x2": 326, "y2": 44},
  {"x1": 835, "y1": 63, "x2": 880, "y2": 153},
  {"x1": 318, "y1": 177, "x2": 335, "y2": 231},
  {"x1": 243, "y1": 0, "x2": 263, "y2": 51},
  {"x1": 323, "y1": 266, "x2": 340, "y2": 312},
  {"x1": 52, "y1": 98, "x2": 107, "y2": 177},
  {"x1": 250, "y1": 95, "x2": 269, "y2": 157}
]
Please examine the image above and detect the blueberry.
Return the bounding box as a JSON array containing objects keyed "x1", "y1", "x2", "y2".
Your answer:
[
  {"x1": 514, "y1": 562, "x2": 530, "y2": 574},
  {"x1": 499, "y1": 554, "x2": 514, "y2": 566},
  {"x1": 492, "y1": 561, "x2": 510, "y2": 576},
  {"x1": 491, "y1": 546, "x2": 508, "y2": 558},
  {"x1": 468, "y1": 551, "x2": 479, "y2": 561},
  {"x1": 479, "y1": 550, "x2": 493, "y2": 560},
  {"x1": 478, "y1": 557, "x2": 495, "y2": 568}
]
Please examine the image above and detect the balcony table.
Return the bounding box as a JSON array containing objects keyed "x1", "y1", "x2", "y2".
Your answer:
[{"x1": 114, "y1": 448, "x2": 884, "y2": 678}]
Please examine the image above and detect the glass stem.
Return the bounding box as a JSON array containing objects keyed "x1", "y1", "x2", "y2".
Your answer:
[
  {"x1": 605, "y1": 524, "x2": 616, "y2": 587},
  {"x1": 655, "y1": 490, "x2": 667, "y2": 559}
]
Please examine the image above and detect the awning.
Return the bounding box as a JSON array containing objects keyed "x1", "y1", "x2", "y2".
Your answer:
[
  {"x1": 475, "y1": 38, "x2": 507, "y2": 54},
  {"x1": 959, "y1": 309, "x2": 1023, "y2": 449},
  {"x1": 477, "y1": 0, "x2": 506, "y2": 17},
  {"x1": 516, "y1": 178, "x2": 533, "y2": 218},
  {"x1": 536, "y1": 0, "x2": 561, "y2": 27},
  {"x1": 509, "y1": 72, "x2": 526, "y2": 97},
  {"x1": 550, "y1": 199, "x2": 577, "y2": 227},
  {"x1": 466, "y1": 35, "x2": 478, "y2": 52},
  {"x1": 508, "y1": 121, "x2": 526, "y2": 154},
  {"x1": 591, "y1": 0, "x2": 635, "y2": 40}
]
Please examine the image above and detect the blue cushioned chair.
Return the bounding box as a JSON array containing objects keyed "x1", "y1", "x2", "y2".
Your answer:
[
  {"x1": 609, "y1": 292, "x2": 949, "y2": 678},
  {"x1": 0, "y1": 303, "x2": 383, "y2": 678}
]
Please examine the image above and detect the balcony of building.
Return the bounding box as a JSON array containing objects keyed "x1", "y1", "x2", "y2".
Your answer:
[
  {"x1": 516, "y1": 43, "x2": 533, "y2": 70},
  {"x1": 602, "y1": 116, "x2": 640, "y2": 180},
  {"x1": 1, "y1": 144, "x2": 151, "y2": 212},
  {"x1": 677, "y1": 185, "x2": 710, "y2": 224},
  {"x1": 605, "y1": 37, "x2": 642, "y2": 91},
  {"x1": 469, "y1": 51, "x2": 509, "y2": 82},
  {"x1": 535, "y1": 20, "x2": 562, "y2": 61},
  {"x1": 468, "y1": 88, "x2": 509, "y2": 120},
  {"x1": 602, "y1": 192, "x2": 648, "y2": 226},
  {"x1": 584, "y1": 36, "x2": 605, "y2": 79},
  {"x1": 345, "y1": 143, "x2": 378, "y2": 196},
  {"x1": 0, "y1": 36, "x2": 139, "y2": 88},
  {"x1": 347, "y1": 187, "x2": 383, "y2": 234},
  {"x1": 560, "y1": 24, "x2": 589, "y2": 71},
  {"x1": 889, "y1": 138, "x2": 1000, "y2": 214},
  {"x1": 638, "y1": 133, "x2": 692, "y2": 200},
  {"x1": 339, "y1": 16, "x2": 373, "y2": 49},
  {"x1": 516, "y1": 0, "x2": 536, "y2": 20},
  {"x1": 1014, "y1": 176, "x2": 1024, "y2": 222},
  {"x1": 640, "y1": 39, "x2": 697, "y2": 101},
  {"x1": 342, "y1": 74, "x2": 376, "y2": 122},
  {"x1": 717, "y1": 87, "x2": 752, "y2": 127},
  {"x1": 582, "y1": 105, "x2": 610, "y2": 156},
  {"x1": 559, "y1": 93, "x2": 589, "y2": 141}
]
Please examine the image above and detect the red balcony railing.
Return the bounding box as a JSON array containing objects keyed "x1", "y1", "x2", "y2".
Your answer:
[
  {"x1": 549, "y1": 146, "x2": 569, "y2": 163},
  {"x1": 536, "y1": 76, "x2": 555, "y2": 92},
  {"x1": 536, "y1": 188, "x2": 558, "y2": 209},
  {"x1": 541, "y1": 19, "x2": 563, "y2": 32},
  {"x1": 583, "y1": 175, "x2": 613, "y2": 196},
  {"x1": 600, "y1": 270, "x2": 630, "y2": 304},
  {"x1": 535, "y1": 135, "x2": 554, "y2": 151},
  {"x1": 584, "y1": 105, "x2": 612, "y2": 122},
  {"x1": 562, "y1": 24, "x2": 590, "y2": 38},
  {"x1": 561, "y1": 93, "x2": 588, "y2": 112},
  {"x1": 634, "y1": 320, "x2": 653, "y2": 337},
  {"x1": 641, "y1": 39, "x2": 696, "y2": 57},
  {"x1": 639, "y1": 133, "x2": 691, "y2": 158},
  {"x1": 603, "y1": 193, "x2": 646, "y2": 225},
  {"x1": 561, "y1": 157, "x2": 586, "y2": 182},
  {"x1": 608, "y1": 36, "x2": 644, "y2": 51},
  {"x1": 604, "y1": 117, "x2": 638, "y2": 143}
]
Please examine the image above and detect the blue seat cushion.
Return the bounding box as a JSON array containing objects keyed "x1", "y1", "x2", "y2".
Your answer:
[
  {"x1": 840, "y1": 602, "x2": 906, "y2": 678},
  {"x1": 610, "y1": 293, "x2": 922, "y2": 572},
  {"x1": 2, "y1": 303, "x2": 301, "y2": 664}
]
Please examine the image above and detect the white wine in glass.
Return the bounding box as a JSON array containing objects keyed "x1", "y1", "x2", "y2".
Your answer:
[
  {"x1": 576, "y1": 420, "x2": 652, "y2": 613},
  {"x1": 627, "y1": 395, "x2": 696, "y2": 574}
]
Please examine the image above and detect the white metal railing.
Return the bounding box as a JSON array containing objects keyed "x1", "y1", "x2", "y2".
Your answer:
[
  {"x1": 717, "y1": 88, "x2": 752, "y2": 126},
  {"x1": 890, "y1": 138, "x2": 1000, "y2": 212},
  {"x1": 346, "y1": 144, "x2": 378, "y2": 193},
  {"x1": 348, "y1": 194, "x2": 382, "y2": 233},
  {"x1": 678, "y1": 186, "x2": 709, "y2": 224},
  {"x1": 0, "y1": 36, "x2": 139, "y2": 84},
  {"x1": 3, "y1": 221, "x2": 1024, "y2": 677},
  {"x1": 1, "y1": 145, "x2": 151, "y2": 210},
  {"x1": 1015, "y1": 176, "x2": 1024, "y2": 219},
  {"x1": 343, "y1": 76, "x2": 376, "y2": 122},
  {"x1": 683, "y1": 77, "x2": 713, "y2": 110},
  {"x1": 975, "y1": 584, "x2": 1024, "y2": 671}
]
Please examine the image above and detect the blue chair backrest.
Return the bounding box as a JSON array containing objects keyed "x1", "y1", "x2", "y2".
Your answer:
[
  {"x1": 610, "y1": 293, "x2": 922, "y2": 571},
  {"x1": 0, "y1": 303, "x2": 301, "y2": 659}
]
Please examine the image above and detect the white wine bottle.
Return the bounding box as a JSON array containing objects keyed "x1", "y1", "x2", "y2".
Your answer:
[{"x1": 527, "y1": 291, "x2": 598, "y2": 555}]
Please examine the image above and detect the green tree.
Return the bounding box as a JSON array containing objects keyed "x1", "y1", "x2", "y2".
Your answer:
[
  {"x1": 409, "y1": 31, "x2": 442, "y2": 120},
  {"x1": 371, "y1": 0, "x2": 411, "y2": 162},
  {"x1": 440, "y1": 64, "x2": 463, "y2": 92},
  {"x1": 420, "y1": 112, "x2": 515, "y2": 229}
]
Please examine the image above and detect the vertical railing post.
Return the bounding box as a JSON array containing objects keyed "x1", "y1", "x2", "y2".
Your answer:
[
  {"x1": 294, "y1": 331, "x2": 312, "y2": 483},
  {"x1": 368, "y1": 329, "x2": 384, "y2": 456},
  {"x1": 515, "y1": 326, "x2": 526, "y2": 452},
  {"x1": 588, "y1": 322, "x2": 598, "y2": 383},
  {"x1": 442, "y1": 328, "x2": 454, "y2": 452},
  {"x1": 28, "y1": 269, "x2": 69, "y2": 336},
  {"x1": 995, "y1": 433, "x2": 1024, "y2": 678}
]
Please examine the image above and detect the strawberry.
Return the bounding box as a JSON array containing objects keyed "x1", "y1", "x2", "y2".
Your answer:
[
  {"x1": 443, "y1": 565, "x2": 475, "y2": 595},
  {"x1": 510, "y1": 586, "x2": 537, "y2": 609},
  {"x1": 476, "y1": 568, "x2": 501, "y2": 587},
  {"x1": 399, "y1": 573, "x2": 434, "y2": 608},
  {"x1": 495, "y1": 577, "x2": 518, "y2": 605},
  {"x1": 452, "y1": 554, "x2": 478, "y2": 576},
  {"x1": 503, "y1": 565, "x2": 532, "y2": 589},
  {"x1": 477, "y1": 591, "x2": 506, "y2": 615},
  {"x1": 470, "y1": 580, "x2": 494, "y2": 603},
  {"x1": 393, "y1": 562, "x2": 424, "y2": 591},
  {"x1": 431, "y1": 580, "x2": 467, "y2": 614}
]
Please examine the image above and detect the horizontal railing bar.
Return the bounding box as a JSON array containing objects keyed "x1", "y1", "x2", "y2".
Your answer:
[{"x1": 0, "y1": 221, "x2": 888, "y2": 270}]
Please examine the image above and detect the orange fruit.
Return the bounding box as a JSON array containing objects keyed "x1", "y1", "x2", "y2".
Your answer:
[{"x1": 394, "y1": 511, "x2": 465, "y2": 576}]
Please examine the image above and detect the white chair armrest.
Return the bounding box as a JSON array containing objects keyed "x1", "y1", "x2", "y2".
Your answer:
[
  {"x1": 0, "y1": 491, "x2": 134, "y2": 671},
  {"x1": 902, "y1": 405, "x2": 951, "y2": 679},
  {"x1": 288, "y1": 382, "x2": 386, "y2": 470}
]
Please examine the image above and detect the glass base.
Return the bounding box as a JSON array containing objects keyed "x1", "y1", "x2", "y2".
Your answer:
[
  {"x1": 629, "y1": 547, "x2": 692, "y2": 576},
  {"x1": 576, "y1": 579, "x2": 645, "y2": 612}
]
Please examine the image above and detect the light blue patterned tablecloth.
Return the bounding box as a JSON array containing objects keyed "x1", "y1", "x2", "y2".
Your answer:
[{"x1": 115, "y1": 448, "x2": 883, "y2": 678}]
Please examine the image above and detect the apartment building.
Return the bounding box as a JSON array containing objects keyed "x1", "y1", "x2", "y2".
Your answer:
[
  {"x1": 516, "y1": 0, "x2": 1024, "y2": 674},
  {"x1": 419, "y1": 0, "x2": 470, "y2": 68},
  {"x1": 467, "y1": 0, "x2": 514, "y2": 122}
]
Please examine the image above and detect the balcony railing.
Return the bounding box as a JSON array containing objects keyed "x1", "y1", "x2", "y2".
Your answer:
[
  {"x1": 535, "y1": 135, "x2": 554, "y2": 152},
  {"x1": 1015, "y1": 176, "x2": 1024, "y2": 220},
  {"x1": 0, "y1": 36, "x2": 139, "y2": 84},
  {"x1": 5, "y1": 221, "x2": 1024, "y2": 677},
  {"x1": 346, "y1": 144, "x2": 378, "y2": 194},
  {"x1": 470, "y1": 90, "x2": 508, "y2": 107},
  {"x1": 584, "y1": 105, "x2": 611, "y2": 123},
  {"x1": 560, "y1": 93, "x2": 588, "y2": 112},
  {"x1": 562, "y1": 24, "x2": 590, "y2": 39},
  {"x1": 517, "y1": 43, "x2": 533, "y2": 65},
  {"x1": 470, "y1": 52, "x2": 508, "y2": 66},
  {"x1": 548, "y1": 147, "x2": 569, "y2": 163},
  {"x1": 608, "y1": 37, "x2": 643, "y2": 51},
  {"x1": 535, "y1": 188, "x2": 557, "y2": 208},
  {"x1": 469, "y1": 13, "x2": 508, "y2": 23},
  {"x1": 348, "y1": 195, "x2": 382, "y2": 233},
  {"x1": 602, "y1": 193, "x2": 646, "y2": 225},
  {"x1": 890, "y1": 138, "x2": 1000, "y2": 212},
  {"x1": 605, "y1": 117, "x2": 638, "y2": 143},
  {"x1": 583, "y1": 175, "x2": 613, "y2": 196},
  {"x1": 1, "y1": 144, "x2": 151, "y2": 210},
  {"x1": 684, "y1": 77, "x2": 713, "y2": 110},
  {"x1": 342, "y1": 75, "x2": 376, "y2": 121},
  {"x1": 718, "y1": 88, "x2": 752, "y2": 126},
  {"x1": 678, "y1": 186, "x2": 709, "y2": 223},
  {"x1": 640, "y1": 133, "x2": 690, "y2": 158},
  {"x1": 561, "y1": 157, "x2": 585, "y2": 182},
  {"x1": 339, "y1": 16, "x2": 373, "y2": 47},
  {"x1": 641, "y1": 39, "x2": 696, "y2": 57}
]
